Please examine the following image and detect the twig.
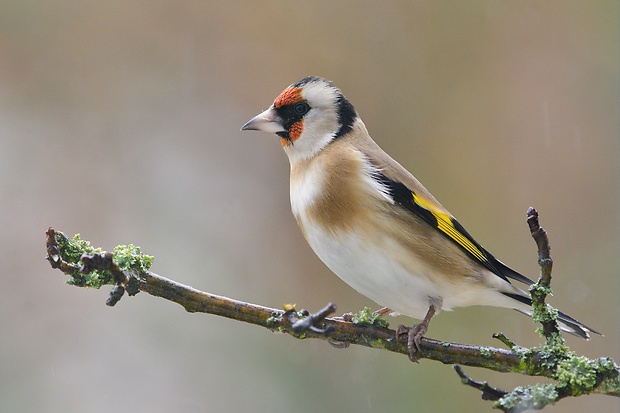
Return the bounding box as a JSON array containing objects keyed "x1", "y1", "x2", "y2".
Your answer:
[
  {"x1": 454, "y1": 365, "x2": 508, "y2": 401},
  {"x1": 290, "y1": 303, "x2": 337, "y2": 334},
  {"x1": 493, "y1": 333, "x2": 518, "y2": 350},
  {"x1": 526, "y1": 207, "x2": 561, "y2": 340}
]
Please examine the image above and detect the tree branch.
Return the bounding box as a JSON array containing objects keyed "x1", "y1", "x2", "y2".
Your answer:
[
  {"x1": 526, "y1": 206, "x2": 561, "y2": 339},
  {"x1": 45, "y1": 227, "x2": 530, "y2": 371},
  {"x1": 44, "y1": 207, "x2": 619, "y2": 411}
]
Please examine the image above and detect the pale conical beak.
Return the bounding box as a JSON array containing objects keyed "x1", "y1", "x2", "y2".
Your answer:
[{"x1": 241, "y1": 107, "x2": 286, "y2": 134}]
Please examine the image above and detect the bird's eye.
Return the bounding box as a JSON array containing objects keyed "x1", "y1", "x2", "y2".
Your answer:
[{"x1": 294, "y1": 102, "x2": 310, "y2": 115}]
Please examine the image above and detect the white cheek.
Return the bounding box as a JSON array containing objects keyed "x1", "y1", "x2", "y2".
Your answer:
[
  {"x1": 284, "y1": 110, "x2": 339, "y2": 163},
  {"x1": 304, "y1": 110, "x2": 338, "y2": 136}
]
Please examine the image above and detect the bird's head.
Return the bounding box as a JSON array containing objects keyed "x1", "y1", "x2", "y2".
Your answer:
[{"x1": 242, "y1": 76, "x2": 357, "y2": 162}]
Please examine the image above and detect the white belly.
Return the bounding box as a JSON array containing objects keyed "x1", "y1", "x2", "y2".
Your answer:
[
  {"x1": 302, "y1": 223, "x2": 443, "y2": 320},
  {"x1": 299, "y1": 220, "x2": 521, "y2": 320}
]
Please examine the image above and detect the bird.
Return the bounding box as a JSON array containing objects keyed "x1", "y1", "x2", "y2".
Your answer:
[{"x1": 241, "y1": 76, "x2": 599, "y2": 359}]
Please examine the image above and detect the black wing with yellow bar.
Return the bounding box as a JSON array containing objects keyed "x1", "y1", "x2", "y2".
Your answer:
[{"x1": 376, "y1": 173, "x2": 534, "y2": 286}]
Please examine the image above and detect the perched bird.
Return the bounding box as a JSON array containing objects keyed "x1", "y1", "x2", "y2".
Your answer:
[{"x1": 242, "y1": 76, "x2": 598, "y2": 359}]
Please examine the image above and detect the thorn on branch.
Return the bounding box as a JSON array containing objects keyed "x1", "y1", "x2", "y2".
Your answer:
[
  {"x1": 290, "y1": 303, "x2": 337, "y2": 334},
  {"x1": 454, "y1": 365, "x2": 508, "y2": 401}
]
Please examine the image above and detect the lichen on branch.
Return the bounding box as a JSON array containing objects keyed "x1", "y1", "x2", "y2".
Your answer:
[{"x1": 47, "y1": 229, "x2": 153, "y2": 289}]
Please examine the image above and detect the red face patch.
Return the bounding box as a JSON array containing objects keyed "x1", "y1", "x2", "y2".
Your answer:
[
  {"x1": 288, "y1": 120, "x2": 303, "y2": 141},
  {"x1": 274, "y1": 87, "x2": 302, "y2": 109},
  {"x1": 280, "y1": 120, "x2": 304, "y2": 147}
]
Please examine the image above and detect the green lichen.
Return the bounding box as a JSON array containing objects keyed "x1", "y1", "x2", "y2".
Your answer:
[
  {"x1": 529, "y1": 282, "x2": 554, "y2": 314},
  {"x1": 351, "y1": 307, "x2": 389, "y2": 328},
  {"x1": 532, "y1": 305, "x2": 559, "y2": 326},
  {"x1": 529, "y1": 282, "x2": 553, "y2": 298},
  {"x1": 56, "y1": 232, "x2": 153, "y2": 289},
  {"x1": 112, "y1": 244, "x2": 153, "y2": 274},
  {"x1": 555, "y1": 355, "x2": 599, "y2": 395},
  {"x1": 509, "y1": 337, "x2": 615, "y2": 400},
  {"x1": 292, "y1": 331, "x2": 308, "y2": 340},
  {"x1": 511, "y1": 346, "x2": 541, "y2": 375},
  {"x1": 479, "y1": 347, "x2": 494, "y2": 358},
  {"x1": 594, "y1": 357, "x2": 619, "y2": 375},
  {"x1": 511, "y1": 345, "x2": 530, "y2": 359},
  {"x1": 55, "y1": 232, "x2": 101, "y2": 264},
  {"x1": 66, "y1": 268, "x2": 111, "y2": 289},
  {"x1": 266, "y1": 315, "x2": 280, "y2": 326},
  {"x1": 55, "y1": 233, "x2": 107, "y2": 288},
  {"x1": 511, "y1": 334, "x2": 571, "y2": 376},
  {"x1": 591, "y1": 358, "x2": 620, "y2": 395},
  {"x1": 540, "y1": 333, "x2": 569, "y2": 358},
  {"x1": 368, "y1": 338, "x2": 385, "y2": 349},
  {"x1": 496, "y1": 384, "x2": 558, "y2": 410}
]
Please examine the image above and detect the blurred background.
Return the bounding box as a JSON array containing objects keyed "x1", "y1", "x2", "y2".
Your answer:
[{"x1": 1, "y1": 1, "x2": 618, "y2": 412}]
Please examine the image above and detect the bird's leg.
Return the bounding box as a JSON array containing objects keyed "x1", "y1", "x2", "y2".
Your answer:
[
  {"x1": 408, "y1": 305, "x2": 435, "y2": 352},
  {"x1": 396, "y1": 305, "x2": 436, "y2": 362}
]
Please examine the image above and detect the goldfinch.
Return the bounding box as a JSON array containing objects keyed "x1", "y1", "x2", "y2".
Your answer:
[{"x1": 242, "y1": 76, "x2": 599, "y2": 357}]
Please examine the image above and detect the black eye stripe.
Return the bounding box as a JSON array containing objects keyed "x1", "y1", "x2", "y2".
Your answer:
[{"x1": 276, "y1": 101, "x2": 311, "y2": 130}]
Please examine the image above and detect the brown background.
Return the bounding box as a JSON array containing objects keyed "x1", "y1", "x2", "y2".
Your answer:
[{"x1": 1, "y1": 1, "x2": 618, "y2": 412}]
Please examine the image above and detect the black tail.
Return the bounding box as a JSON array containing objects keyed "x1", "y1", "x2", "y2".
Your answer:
[{"x1": 503, "y1": 292, "x2": 602, "y2": 340}]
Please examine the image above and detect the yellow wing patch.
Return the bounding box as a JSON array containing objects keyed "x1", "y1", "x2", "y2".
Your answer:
[{"x1": 412, "y1": 193, "x2": 488, "y2": 264}]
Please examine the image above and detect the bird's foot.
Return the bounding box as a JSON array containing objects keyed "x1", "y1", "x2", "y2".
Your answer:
[{"x1": 396, "y1": 321, "x2": 429, "y2": 362}]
